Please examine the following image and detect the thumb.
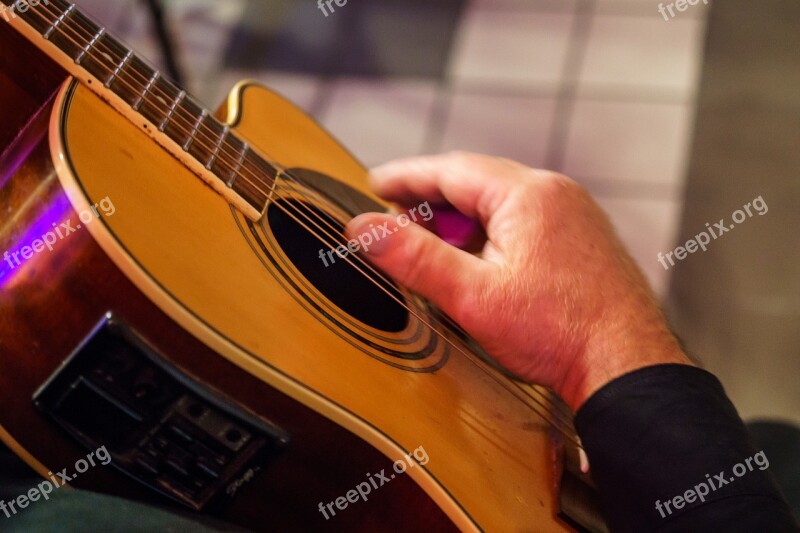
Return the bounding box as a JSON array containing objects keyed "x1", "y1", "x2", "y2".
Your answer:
[{"x1": 345, "y1": 212, "x2": 486, "y2": 315}]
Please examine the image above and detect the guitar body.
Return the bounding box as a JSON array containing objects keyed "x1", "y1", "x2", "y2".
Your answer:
[{"x1": 0, "y1": 22, "x2": 572, "y2": 532}]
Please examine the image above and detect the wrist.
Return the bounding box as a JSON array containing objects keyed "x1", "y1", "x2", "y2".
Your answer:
[{"x1": 557, "y1": 309, "x2": 693, "y2": 412}]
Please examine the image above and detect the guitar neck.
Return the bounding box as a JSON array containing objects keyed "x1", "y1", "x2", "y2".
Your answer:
[{"x1": 1, "y1": 0, "x2": 275, "y2": 221}]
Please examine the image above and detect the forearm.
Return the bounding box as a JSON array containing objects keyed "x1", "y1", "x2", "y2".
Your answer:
[{"x1": 575, "y1": 364, "x2": 797, "y2": 532}]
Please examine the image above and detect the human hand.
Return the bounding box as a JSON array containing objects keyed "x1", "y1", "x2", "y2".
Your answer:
[{"x1": 345, "y1": 152, "x2": 691, "y2": 411}]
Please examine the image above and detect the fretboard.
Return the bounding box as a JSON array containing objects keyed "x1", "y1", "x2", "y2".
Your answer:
[{"x1": 2, "y1": 0, "x2": 276, "y2": 220}]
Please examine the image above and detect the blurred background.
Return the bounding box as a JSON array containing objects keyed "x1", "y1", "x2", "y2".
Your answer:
[{"x1": 77, "y1": 0, "x2": 798, "y2": 442}]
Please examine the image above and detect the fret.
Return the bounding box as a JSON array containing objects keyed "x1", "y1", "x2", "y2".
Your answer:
[
  {"x1": 162, "y1": 96, "x2": 203, "y2": 150},
  {"x1": 182, "y1": 110, "x2": 206, "y2": 151},
  {"x1": 42, "y1": 3, "x2": 75, "y2": 40},
  {"x1": 135, "y1": 73, "x2": 183, "y2": 136},
  {"x1": 209, "y1": 132, "x2": 247, "y2": 187},
  {"x1": 232, "y1": 149, "x2": 273, "y2": 209},
  {"x1": 133, "y1": 71, "x2": 160, "y2": 112},
  {"x1": 82, "y1": 32, "x2": 132, "y2": 89},
  {"x1": 187, "y1": 113, "x2": 227, "y2": 173},
  {"x1": 111, "y1": 53, "x2": 155, "y2": 108},
  {"x1": 231, "y1": 176, "x2": 269, "y2": 211},
  {"x1": 205, "y1": 126, "x2": 230, "y2": 169},
  {"x1": 230, "y1": 143, "x2": 274, "y2": 212},
  {"x1": 244, "y1": 150, "x2": 278, "y2": 184},
  {"x1": 228, "y1": 144, "x2": 250, "y2": 187},
  {"x1": 15, "y1": 0, "x2": 59, "y2": 35},
  {"x1": 46, "y1": 4, "x2": 102, "y2": 67},
  {"x1": 106, "y1": 50, "x2": 133, "y2": 88},
  {"x1": 158, "y1": 90, "x2": 186, "y2": 132},
  {"x1": 7, "y1": 0, "x2": 267, "y2": 218},
  {"x1": 75, "y1": 28, "x2": 105, "y2": 65}
]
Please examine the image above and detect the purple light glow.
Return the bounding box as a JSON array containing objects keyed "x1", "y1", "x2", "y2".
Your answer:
[
  {"x1": 0, "y1": 191, "x2": 74, "y2": 287},
  {"x1": 0, "y1": 135, "x2": 44, "y2": 192}
]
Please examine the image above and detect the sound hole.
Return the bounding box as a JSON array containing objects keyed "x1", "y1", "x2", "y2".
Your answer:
[{"x1": 267, "y1": 199, "x2": 409, "y2": 333}]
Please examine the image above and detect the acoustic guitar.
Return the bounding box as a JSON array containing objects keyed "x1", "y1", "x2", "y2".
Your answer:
[{"x1": 0, "y1": 1, "x2": 602, "y2": 530}]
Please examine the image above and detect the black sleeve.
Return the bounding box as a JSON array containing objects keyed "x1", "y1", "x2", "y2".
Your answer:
[{"x1": 574, "y1": 364, "x2": 799, "y2": 532}]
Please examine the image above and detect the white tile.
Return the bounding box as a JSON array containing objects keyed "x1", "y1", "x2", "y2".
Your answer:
[
  {"x1": 448, "y1": 7, "x2": 574, "y2": 90},
  {"x1": 318, "y1": 79, "x2": 439, "y2": 168},
  {"x1": 594, "y1": 196, "x2": 682, "y2": 296},
  {"x1": 579, "y1": 15, "x2": 707, "y2": 98},
  {"x1": 579, "y1": 179, "x2": 682, "y2": 202},
  {"x1": 562, "y1": 100, "x2": 694, "y2": 190},
  {"x1": 440, "y1": 92, "x2": 557, "y2": 169}
]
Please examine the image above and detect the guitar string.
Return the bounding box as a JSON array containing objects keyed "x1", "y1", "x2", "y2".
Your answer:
[
  {"x1": 268, "y1": 178, "x2": 578, "y2": 430},
  {"x1": 256, "y1": 192, "x2": 580, "y2": 441},
  {"x1": 36, "y1": 2, "x2": 272, "y2": 198},
  {"x1": 253, "y1": 167, "x2": 578, "y2": 433},
  {"x1": 423, "y1": 307, "x2": 577, "y2": 430},
  {"x1": 266, "y1": 184, "x2": 578, "y2": 434},
  {"x1": 25, "y1": 3, "x2": 581, "y2": 440},
  {"x1": 261, "y1": 166, "x2": 578, "y2": 430},
  {"x1": 267, "y1": 178, "x2": 578, "y2": 431},
  {"x1": 25, "y1": 4, "x2": 580, "y2": 442},
  {"x1": 26, "y1": 2, "x2": 581, "y2": 441},
  {"x1": 249, "y1": 163, "x2": 577, "y2": 431},
  {"x1": 30, "y1": 3, "x2": 582, "y2": 444},
  {"x1": 267, "y1": 178, "x2": 578, "y2": 435}
]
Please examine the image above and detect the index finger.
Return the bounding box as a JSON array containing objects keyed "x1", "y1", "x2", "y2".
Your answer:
[{"x1": 369, "y1": 152, "x2": 526, "y2": 225}]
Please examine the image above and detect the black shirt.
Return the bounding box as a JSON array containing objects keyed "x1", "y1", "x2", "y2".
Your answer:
[{"x1": 575, "y1": 364, "x2": 799, "y2": 532}]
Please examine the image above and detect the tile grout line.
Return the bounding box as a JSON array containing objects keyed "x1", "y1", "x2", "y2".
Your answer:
[
  {"x1": 308, "y1": 75, "x2": 339, "y2": 121},
  {"x1": 544, "y1": 0, "x2": 596, "y2": 172},
  {"x1": 421, "y1": 0, "x2": 472, "y2": 156},
  {"x1": 448, "y1": 82, "x2": 693, "y2": 105},
  {"x1": 421, "y1": 88, "x2": 450, "y2": 156}
]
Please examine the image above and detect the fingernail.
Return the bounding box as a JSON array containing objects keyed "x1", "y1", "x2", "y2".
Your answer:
[{"x1": 346, "y1": 214, "x2": 392, "y2": 256}]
